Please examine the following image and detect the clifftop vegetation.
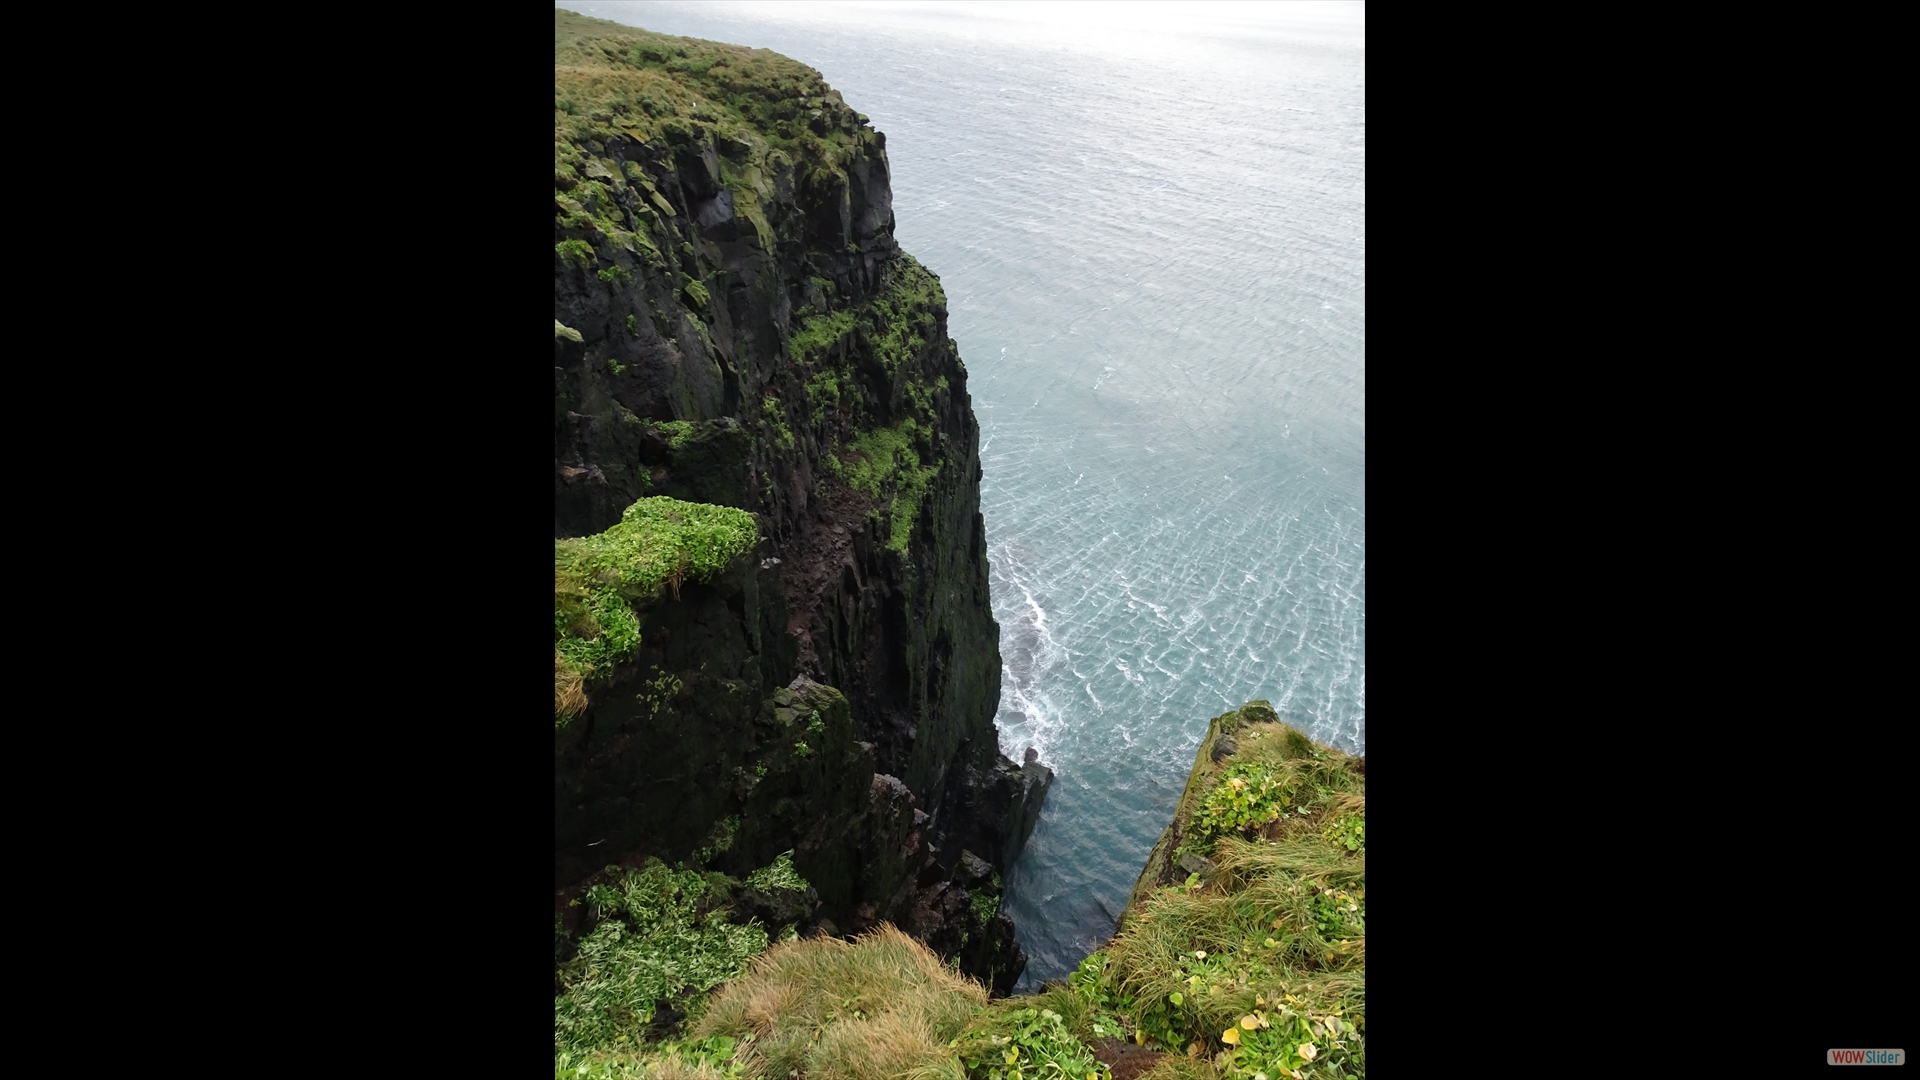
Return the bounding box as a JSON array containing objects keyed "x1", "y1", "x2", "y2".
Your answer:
[
  {"x1": 556, "y1": 7, "x2": 873, "y2": 166},
  {"x1": 555, "y1": 7, "x2": 880, "y2": 277}
]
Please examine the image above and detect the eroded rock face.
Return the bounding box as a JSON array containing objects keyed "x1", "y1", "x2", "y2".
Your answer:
[{"x1": 553, "y1": 27, "x2": 1048, "y2": 990}]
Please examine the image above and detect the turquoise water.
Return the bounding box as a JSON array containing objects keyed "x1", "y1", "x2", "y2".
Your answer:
[{"x1": 564, "y1": 2, "x2": 1366, "y2": 990}]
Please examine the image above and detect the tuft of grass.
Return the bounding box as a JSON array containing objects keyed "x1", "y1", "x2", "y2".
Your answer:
[
  {"x1": 696, "y1": 925, "x2": 987, "y2": 1080},
  {"x1": 554, "y1": 497, "x2": 758, "y2": 723}
]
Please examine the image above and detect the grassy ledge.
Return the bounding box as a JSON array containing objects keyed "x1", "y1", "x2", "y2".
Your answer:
[{"x1": 555, "y1": 497, "x2": 759, "y2": 724}]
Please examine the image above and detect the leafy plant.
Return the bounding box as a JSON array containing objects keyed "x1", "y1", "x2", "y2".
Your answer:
[
  {"x1": 744, "y1": 851, "x2": 807, "y2": 892},
  {"x1": 1216, "y1": 999, "x2": 1362, "y2": 1080},
  {"x1": 557, "y1": 239, "x2": 597, "y2": 269},
  {"x1": 555, "y1": 861, "x2": 771, "y2": 1059},
  {"x1": 1323, "y1": 815, "x2": 1364, "y2": 853},
  {"x1": 1186, "y1": 762, "x2": 1294, "y2": 855},
  {"x1": 1063, "y1": 953, "x2": 1133, "y2": 1043},
  {"x1": 805, "y1": 369, "x2": 842, "y2": 411},
  {"x1": 1310, "y1": 887, "x2": 1364, "y2": 941},
  {"x1": 653, "y1": 420, "x2": 694, "y2": 448},
  {"x1": 970, "y1": 890, "x2": 1000, "y2": 925},
  {"x1": 599, "y1": 264, "x2": 634, "y2": 285},
  {"x1": 956, "y1": 1007, "x2": 1109, "y2": 1080}
]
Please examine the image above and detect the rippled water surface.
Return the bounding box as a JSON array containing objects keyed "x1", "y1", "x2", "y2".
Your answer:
[{"x1": 565, "y1": 1, "x2": 1366, "y2": 989}]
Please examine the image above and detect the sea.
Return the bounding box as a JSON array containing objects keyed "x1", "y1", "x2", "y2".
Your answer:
[{"x1": 560, "y1": 0, "x2": 1366, "y2": 991}]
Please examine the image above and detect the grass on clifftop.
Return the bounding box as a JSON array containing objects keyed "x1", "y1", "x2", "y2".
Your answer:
[
  {"x1": 555, "y1": 6, "x2": 873, "y2": 232},
  {"x1": 1081, "y1": 708, "x2": 1366, "y2": 1079},
  {"x1": 555, "y1": 5, "x2": 868, "y2": 150},
  {"x1": 555, "y1": 497, "x2": 758, "y2": 724}
]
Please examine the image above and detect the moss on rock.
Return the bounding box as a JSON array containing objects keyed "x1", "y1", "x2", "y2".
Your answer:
[{"x1": 555, "y1": 496, "x2": 759, "y2": 723}]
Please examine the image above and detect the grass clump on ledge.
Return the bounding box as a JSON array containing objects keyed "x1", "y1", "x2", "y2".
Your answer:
[
  {"x1": 1056, "y1": 703, "x2": 1364, "y2": 1079},
  {"x1": 555, "y1": 497, "x2": 758, "y2": 724},
  {"x1": 694, "y1": 925, "x2": 986, "y2": 1080}
]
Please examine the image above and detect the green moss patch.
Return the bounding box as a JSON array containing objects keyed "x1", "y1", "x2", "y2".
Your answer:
[
  {"x1": 789, "y1": 310, "x2": 856, "y2": 367},
  {"x1": 554, "y1": 497, "x2": 758, "y2": 724},
  {"x1": 832, "y1": 420, "x2": 939, "y2": 556},
  {"x1": 864, "y1": 257, "x2": 944, "y2": 376}
]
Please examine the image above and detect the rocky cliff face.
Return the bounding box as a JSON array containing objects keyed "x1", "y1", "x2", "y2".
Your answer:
[{"x1": 552, "y1": 10, "x2": 1048, "y2": 995}]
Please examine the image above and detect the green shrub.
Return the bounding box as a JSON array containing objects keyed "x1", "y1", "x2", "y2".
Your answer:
[{"x1": 556, "y1": 861, "x2": 774, "y2": 1059}]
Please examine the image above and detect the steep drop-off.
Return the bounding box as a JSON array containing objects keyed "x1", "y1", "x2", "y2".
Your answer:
[{"x1": 552, "y1": 10, "x2": 1048, "y2": 995}]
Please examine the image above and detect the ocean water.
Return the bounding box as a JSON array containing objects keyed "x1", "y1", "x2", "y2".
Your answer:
[{"x1": 562, "y1": 1, "x2": 1366, "y2": 990}]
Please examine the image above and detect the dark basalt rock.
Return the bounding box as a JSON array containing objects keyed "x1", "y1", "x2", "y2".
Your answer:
[{"x1": 554, "y1": 28, "x2": 1049, "y2": 992}]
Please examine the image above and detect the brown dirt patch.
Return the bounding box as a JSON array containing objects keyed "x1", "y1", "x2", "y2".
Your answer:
[{"x1": 1092, "y1": 1038, "x2": 1171, "y2": 1080}]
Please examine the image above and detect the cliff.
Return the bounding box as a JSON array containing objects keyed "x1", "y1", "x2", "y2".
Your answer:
[{"x1": 552, "y1": 9, "x2": 1049, "y2": 996}]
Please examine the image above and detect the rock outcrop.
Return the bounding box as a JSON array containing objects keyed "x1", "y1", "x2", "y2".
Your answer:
[{"x1": 553, "y1": 10, "x2": 1047, "y2": 995}]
